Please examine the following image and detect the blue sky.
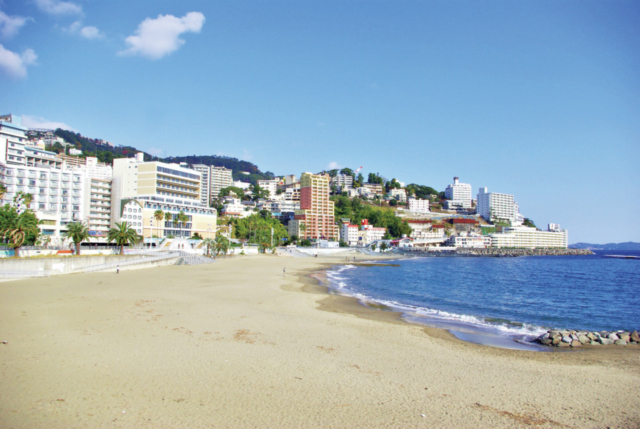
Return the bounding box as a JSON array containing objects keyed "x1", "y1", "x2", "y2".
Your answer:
[{"x1": 1, "y1": 0, "x2": 639, "y2": 243}]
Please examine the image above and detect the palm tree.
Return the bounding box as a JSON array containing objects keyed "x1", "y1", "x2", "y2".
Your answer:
[
  {"x1": 153, "y1": 210, "x2": 164, "y2": 238},
  {"x1": 0, "y1": 184, "x2": 6, "y2": 201},
  {"x1": 202, "y1": 238, "x2": 215, "y2": 257},
  {"x1": 64, "y1": 222, "x2": 91, "y2": 255},
  {"x1": 299, "y1": 222, "x2": 307, "y2": 240},
  {"x1": 215, "y1": 234, "x2": 230, "y2": 256},
  {"x1": 177, "y1": 211, "x2": 189, "y2": 239},
  {"x1": 2, "y1": 212, "x2": 40, "y2": 258},
  {"x1": 107, "y1": 221, "x2": 141, "y2": 255}
]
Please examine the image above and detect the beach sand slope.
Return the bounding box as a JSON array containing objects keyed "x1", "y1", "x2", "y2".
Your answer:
[{"x1": 0, "y1": 255, "x2": 638, "y2": 428}]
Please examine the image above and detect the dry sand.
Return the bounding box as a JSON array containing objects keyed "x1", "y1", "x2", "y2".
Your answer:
[{"x1": 0, "y1": 254, "x2": 638, "y2": 428}]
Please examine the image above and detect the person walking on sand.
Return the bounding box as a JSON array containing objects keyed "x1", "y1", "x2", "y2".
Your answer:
[
  {"x1": 117, "y1": 264, "x2": 120, "y2": 274},
  {"x1": 283, "y1": 267, "x2": 286, "y2": 277}
]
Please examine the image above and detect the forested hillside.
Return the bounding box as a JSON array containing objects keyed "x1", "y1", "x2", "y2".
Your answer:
[{"x1": 53, "y1": 129, "x2": 273, "y2": 183}]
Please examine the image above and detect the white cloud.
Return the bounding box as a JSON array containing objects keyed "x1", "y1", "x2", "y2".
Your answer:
[
  {"x1": 0, "y1": 10, "x2": 31, "y2": 39},
  {"x1": 327, "y1": 161, "x2": 342, "y2": 170},
  {"x1": 79, "y1": 25, "x2": 102, "y2": 39},
  {"x1": 119, "y1": 12, "x2": 205, "y2": 60},
  {"x1": 64, "y1": 21, "x2": 103, "y2": 39},
  {"x1": 0, "y1": 44, "x2": 37, "y2": 79},
  {"x1": 34, "y1": 0, "x2": 82, "y2": 16},
  {"x1": 22, "y1": 115, "x2": 76, "y2": 131}
]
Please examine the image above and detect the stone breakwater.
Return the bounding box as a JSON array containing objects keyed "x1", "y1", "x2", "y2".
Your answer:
[
  {"x1": 455, "y1": 248, "x2": 594, "y2": 257},
  {"x1": 536, "y1": 330, "x2": 640, "y2": 347}
]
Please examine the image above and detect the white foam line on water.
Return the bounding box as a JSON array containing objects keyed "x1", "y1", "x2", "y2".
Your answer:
[{"x1": 325, "y1": 265, "x2": 548, "y2": 339}]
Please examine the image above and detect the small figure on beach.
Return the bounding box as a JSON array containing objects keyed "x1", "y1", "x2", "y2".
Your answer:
[
  {"x1": 283, "y1": 267, "x2": 286, "y2": 277},
  {"x1": 116, "y1": 265, "x2": 120, "y2": 274}
]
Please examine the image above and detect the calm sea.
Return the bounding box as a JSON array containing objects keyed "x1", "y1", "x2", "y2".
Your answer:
[{"x1": 324, "y1": 250, "x2": 640, "y2": 349}]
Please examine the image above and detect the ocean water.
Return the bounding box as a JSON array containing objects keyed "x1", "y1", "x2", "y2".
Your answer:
[{"x1": 324, "y1": 250, "x2": 640, "y2": 349}]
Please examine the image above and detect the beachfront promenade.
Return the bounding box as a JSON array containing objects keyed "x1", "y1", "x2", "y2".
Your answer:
[{"x1": 0, "y1": 255, "x2": 638, "y2": 428}]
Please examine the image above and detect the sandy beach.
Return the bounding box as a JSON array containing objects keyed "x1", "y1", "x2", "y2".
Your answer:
[{"x1": 1, "y1": 254, "x2": 638, "y2": 428}]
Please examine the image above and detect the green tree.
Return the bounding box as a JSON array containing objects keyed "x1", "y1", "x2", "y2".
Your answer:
[
  {"x1": 177, "y1": 211, "x2": 189, "y2": 238},
  {"x1": 153, "y1": 210, "x2": 164, "y2": 239},
  {"x1": 215, "y1": 234, "x2": 230, "y2": 255},
  {"x1": 0, "y1": 184, "x2": 6, "y2": 200},
  {"x1": 202, "y1": 238, "x2": 215, "y2": 256},
  {"x1": 219, "y1": 186, "x2": 247, "y2": 198},
  {"x1": 1, "y1": 208, "x2": 40, "y2": 257},
  {"x1": 64, "y1": 222, "x2": 91, "y2": 255},
  {"x1": 339, "y1": 168, "x2": 355, "y2": 177},
  {"x1": 107, "y1": 222, "x2": 141, "y2": 255}
]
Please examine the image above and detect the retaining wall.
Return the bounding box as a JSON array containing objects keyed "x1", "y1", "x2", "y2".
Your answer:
[{"x1": 0, "y1": 255, "x2": 156, "y2": 275}]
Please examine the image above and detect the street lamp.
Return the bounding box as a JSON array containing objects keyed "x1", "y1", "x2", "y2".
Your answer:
[{"x1": 149, "y1": 218, "x2": 154, "y2": 248}]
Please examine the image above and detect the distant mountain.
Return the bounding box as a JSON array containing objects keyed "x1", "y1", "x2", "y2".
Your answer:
[{"x1": 569, "y1": 242, "x2": 640, "y2": 250}]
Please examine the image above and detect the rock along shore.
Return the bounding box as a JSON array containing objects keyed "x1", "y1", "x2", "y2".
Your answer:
[
  {"x1": 536, "y1": 329, "x2": 640, "y2": 347},
  {"x1": 454, "y1": 248, "x2": 594, "y2": 257}
]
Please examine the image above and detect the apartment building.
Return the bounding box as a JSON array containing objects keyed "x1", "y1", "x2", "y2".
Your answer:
[
  {"x1": 340, "y1": 220, "x2": 359, "y2": 247},
  {"x1": 210, "y1": 166, "x2": 233, "y2": 200},
  {"x1": 192, "y1": 164, "x2": 211, "y2": 205},
  {"x1": 84, "y1": 178, "x2": 112, "y2": 241},
  {"x1": 358, "y1": 219, "x2": 386, "y2": 246},
  {"x1": 388, "y1": 188, "x2": 407, "y2": 202},
  {"x1": 0, "y1": 161, "x2": 112, "y2": 243},
  {"x1": 407, "y1": 197, "x2": 430, "y2": 213},
  {"x1": 0, "y1": 114, "x2": 28, "y2": 166},
  {"x1": 258, "y1": 179, "x2": 279, "y2": 198},
  {"x1": 288, "y1": 172, "x2": 337, "y2": 240},
  {"x1": 112, "y1": 153, "x2": 216, "y2": 238},
  {"x1": 330, "y1": 173, "x2": 353, "y2": 190},
  {"x1": 444, "y1": 177, "x2": 472, "y2": 208},
  {"x1": 477, "y1": 187, "x2": 516, "y2": 223},
  {"x1": 363, "y1": 182, "x2": 384, "y2": 196}
]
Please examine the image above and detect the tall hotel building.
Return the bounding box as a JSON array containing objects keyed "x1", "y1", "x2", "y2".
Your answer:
[
  {"x1": 477, "y1": 187, "x2": 516, "y2": 223},
  {"x1": 192, "y1": 164, "x2": 211, "y2": 206},
  {"x1": 210, "y1": 166, "x2": 233, "y2": 201},
  {"x1": 444, "y1": 176, "x2": 472, "y2": 208},
  {"x1": 288, "y1": 172, "x2": 337, "y2": 240},
  {"x1": 112, "y1": 153, "x2": 216, "y2": 238},
  {"x1": 1, "y1": 114, "x2": 114, "y2": 243}
]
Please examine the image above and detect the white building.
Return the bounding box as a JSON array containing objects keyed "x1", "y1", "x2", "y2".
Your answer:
[
  {"x1": 330, "y1": 174, "x2": 353, "y2": 190},
  {"x1": 192, "y1": 164, "x2": 211, "y2": 206},
  {"x1": 1, "y1": 158, "x2": 112, "y2": 243},
  {"x1": 340, "y1": 221, "x2": 359, "y2": 247},
  {"x1": 407, "y1": 197, "x2": 430, "y2": 213},
  {"x1": 258, "y1": 179, "x2": 279, "y2": 198},
  {"x1": 444, "y1": 177, "x2": 472, "y2": 208},
  {"x1": 358, "y1": 219, "x2": 386, "y2": 246},
  {"x1": 490, "y1": 226, "x2": 568, "y2": 249},
  {"x1": 0, "y1": 114, "x2": 28, "y2": 166},
  {"x1": 210, "y1": 166, "x2": 233, "y2": 199},
  {"x1": 222, "y1": 197, "x2": 252, "y2": 219},
  {"x1": 388, "y1": 188, "x2": 407, "y2": 202},
  {"x1": 477, "y1": 187, "x2": 516, "y2": 224},
  {"x1": 446, "y1": 232, "x2": 491, "y2": 248},
  {"x1": 112, "y1": 153, "x2": 216, "y2": 238}
]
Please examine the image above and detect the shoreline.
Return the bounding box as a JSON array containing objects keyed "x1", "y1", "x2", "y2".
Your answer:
[
  {"x1": 1, "y1": 255, "x2": 638, "y2": 427},
  {"x1": 306, "y1": 255, "x2": 640, "y2": 353}
]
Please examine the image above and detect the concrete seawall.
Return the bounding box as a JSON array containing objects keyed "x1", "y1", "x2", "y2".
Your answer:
[{"x1": 0, "y1": 254, "x2": 177, "y2": 276}]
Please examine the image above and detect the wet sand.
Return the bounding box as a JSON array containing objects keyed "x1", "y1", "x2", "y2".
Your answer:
[{"x1": 1, "y1": 254, "x2": 638, "y2": 428}]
